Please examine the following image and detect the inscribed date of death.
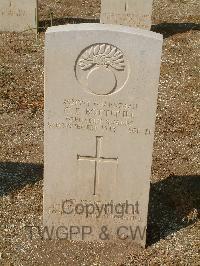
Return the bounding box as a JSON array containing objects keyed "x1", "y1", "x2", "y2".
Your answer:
[{"x1": 47, "y1": 98, "x2": 152, "y2": 135}]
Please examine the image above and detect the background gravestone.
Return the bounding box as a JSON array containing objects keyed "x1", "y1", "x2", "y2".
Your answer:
[
  {"x1": 44, "y1": 24, "x2": 163, "y2": 247},
  {"x1": 101, "y1": 0, "x2": 153, "y2": 29},
  {"x1": 0, "y1": 0, "x2": 38, "y2": 32}
]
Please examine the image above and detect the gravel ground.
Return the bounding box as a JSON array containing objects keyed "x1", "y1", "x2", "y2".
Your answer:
[
  {"x1": 38, "y1": 0, "x2": 200, "y2": 24},
  {"x1": 0, "y1": 0, "x2": 200, "y2": 265}
]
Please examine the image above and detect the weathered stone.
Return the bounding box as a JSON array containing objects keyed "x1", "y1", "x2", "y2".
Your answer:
[
  {"x1": 0, "y1": 0, "x2": 37, "y2": 32},
  {"x1": 101, "y1": 0, "x2": 153, "y2": 30},
  {"x1": 44, "y1": 24, "x2": 163, "y2": 247}
]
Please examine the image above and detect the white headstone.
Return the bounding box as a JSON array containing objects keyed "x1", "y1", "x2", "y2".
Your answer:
[
  {"x1": 0, "y1": 0, "x2": 38, "y2": 32},
  {"x1": 101, "y1": 0, "x2": 153, "y2": 30},
  {"x1": 44, "y1": 24, "x2": 163, "y2": 247}
]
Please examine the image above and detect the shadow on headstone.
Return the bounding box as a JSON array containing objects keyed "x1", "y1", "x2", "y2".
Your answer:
[
  {"x1": 147, "y1": 174, "x2": 200, "y2": 246},
  {"x1": 0, "y1": 162, "x2": 43, "y2": 197},
  {"x1": 151, "y1": 22, "x2": 200, "y2": 38}
]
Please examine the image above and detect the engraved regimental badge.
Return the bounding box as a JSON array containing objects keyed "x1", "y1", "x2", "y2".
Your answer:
[{"x1": 75, "y1": 43, "x2": 129, "y2": 96}]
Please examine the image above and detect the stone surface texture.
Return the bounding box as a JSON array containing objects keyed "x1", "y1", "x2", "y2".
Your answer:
[
  {"x1": 0, "y1": 0, "x2": 37, "y2": 32},
  {"x1": 100, "y1": 0, "x2": 153, "y2": 29},
  {"x1": 44, "y1": 24, "x2": 163, "y2": 247}
]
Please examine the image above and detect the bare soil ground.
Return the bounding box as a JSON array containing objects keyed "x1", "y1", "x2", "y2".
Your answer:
[{"x1": 0, "y1": 0, "x2": 200, "y2": 265}]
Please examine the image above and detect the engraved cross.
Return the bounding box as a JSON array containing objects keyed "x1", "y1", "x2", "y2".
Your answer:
[{"x1": 77, "y1": 136, "x2": 118, "y2": 195}]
